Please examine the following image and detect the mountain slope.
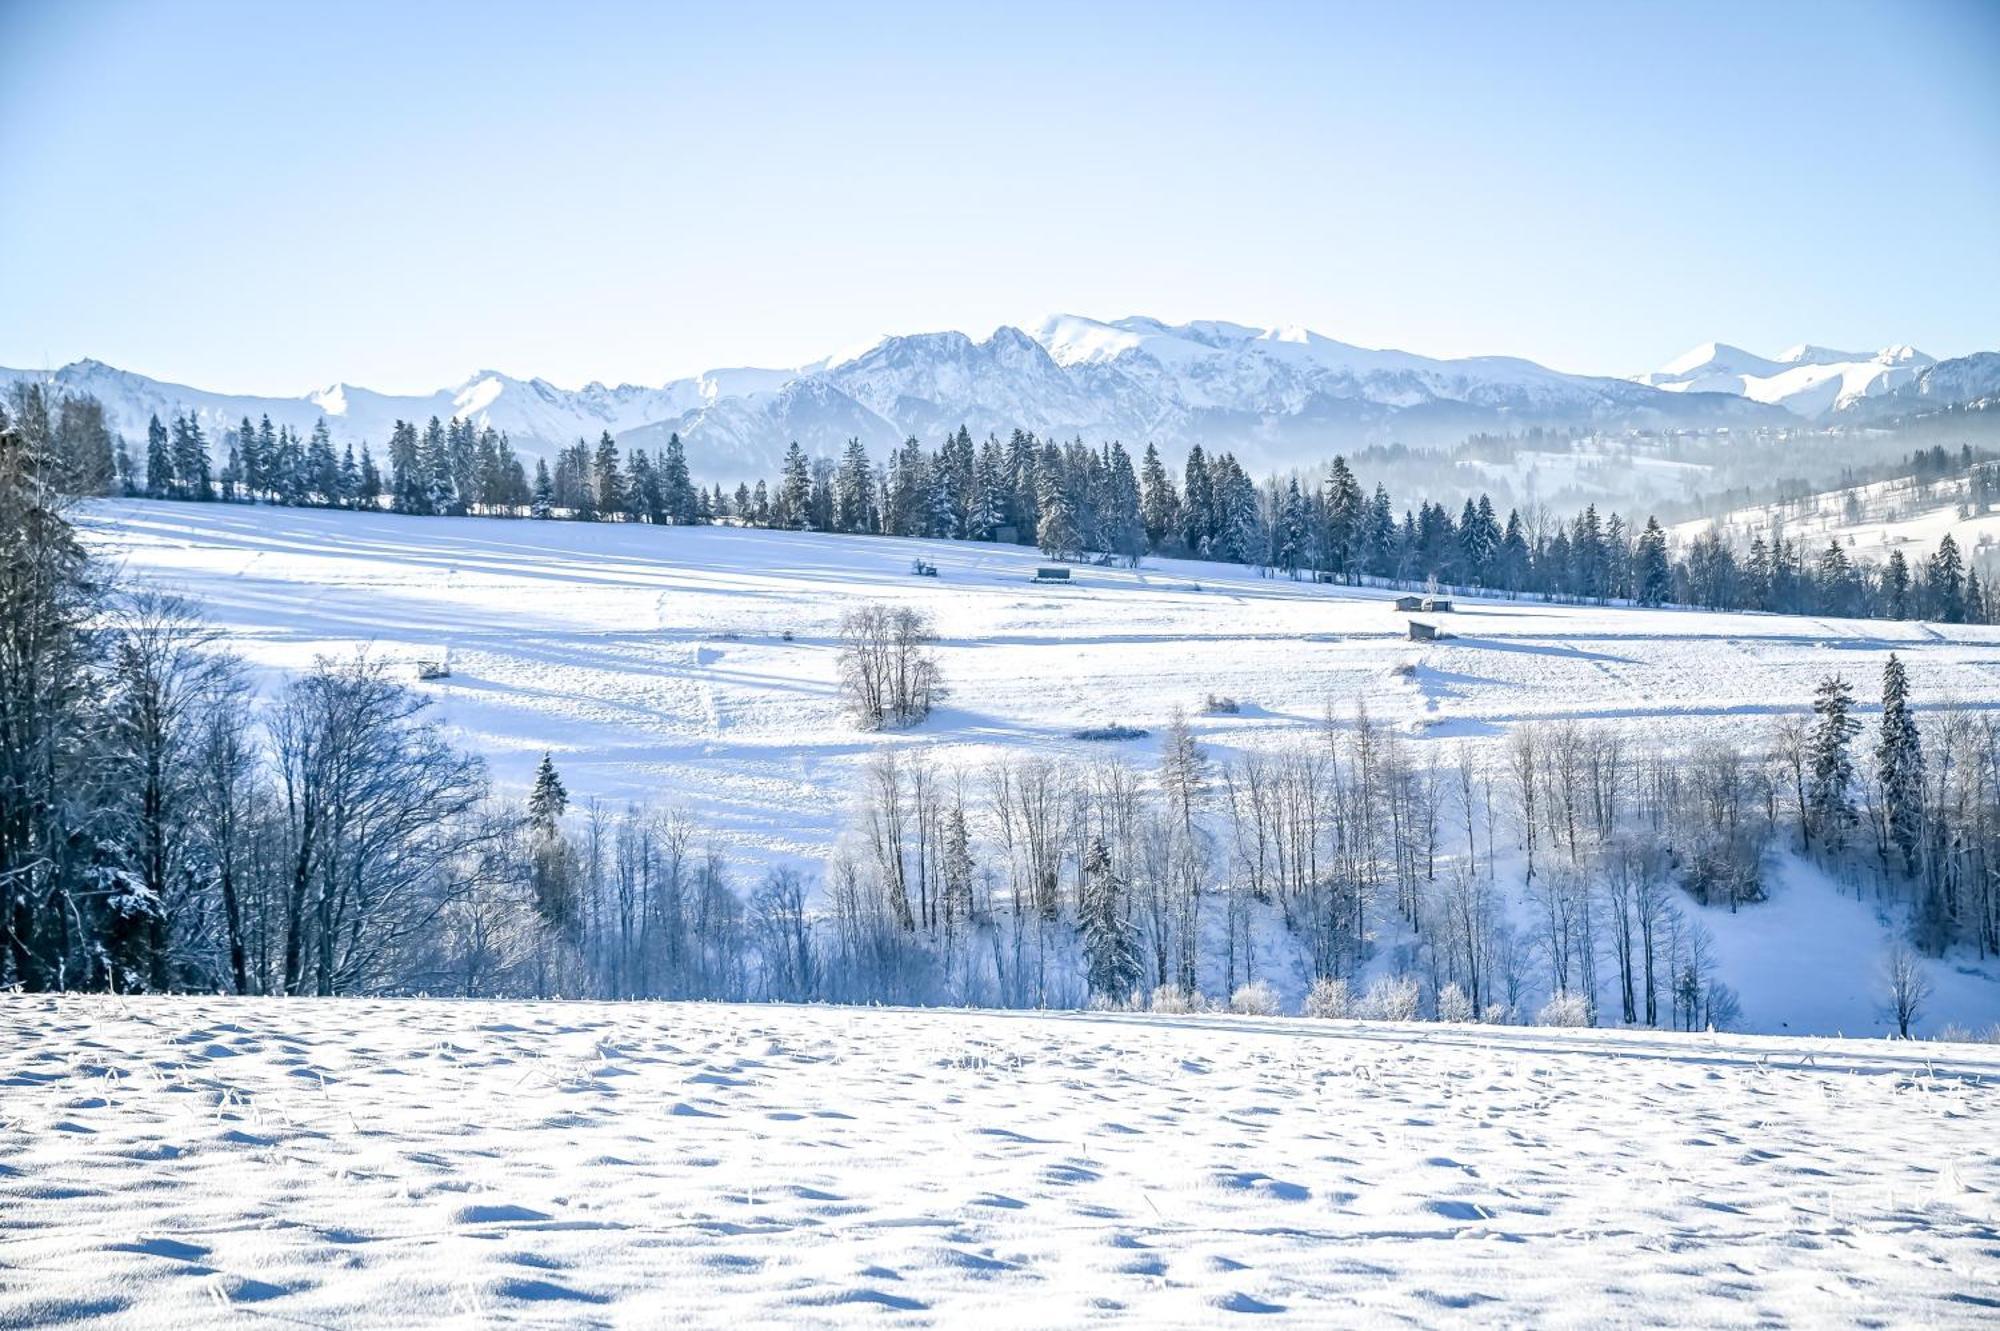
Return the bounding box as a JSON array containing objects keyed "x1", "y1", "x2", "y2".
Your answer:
[
  {"x1": 0, "y1": 317, "x2": 1805, "y2": 482},
  {"x1": 1640, "y1": 342, "x2": 1936, "y2": 418}
]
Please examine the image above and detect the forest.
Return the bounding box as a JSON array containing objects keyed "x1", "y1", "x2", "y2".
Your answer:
[
  {"x1": 5, "y1": 383, "x2": 1994, "y2": 1037},
  {"x1": 36, "y1": 381, "x2": 1994, "y2": 626}
]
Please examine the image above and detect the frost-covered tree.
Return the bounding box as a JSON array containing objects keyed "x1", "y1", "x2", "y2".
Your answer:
[
  {"x1": 1806, "y1": 674, "x2": 1860, "y2": 853},
  {"x1": 1872, "y1": 653, "x2": 1925, "y2": 880},
  {"x1": 1080, "y1": 835, "x2": 1142, "y2": 1002}
]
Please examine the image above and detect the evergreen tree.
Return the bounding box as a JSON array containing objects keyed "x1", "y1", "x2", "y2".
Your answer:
[
  {"x1": 1928, "y1": 534, "x2": 1964, "y2": 623},
  {"x1": 1806, "y1": 674, "x2": 1860, "y2": 853},
  {"x1": 1035, "y1": 459, "x2": 1080, "y2": 560},
  {"x1": 530, "y1": 458, "x2": 554, "y2": 519},
  {"x1": 144, "y1": 414, "x2": 174, "y2": 498},
  {"x1": 660, "y1": 432, "x2": 695, "y2": 524},
  {"x1": 358, "y1": 444, "x2": 383, "y2": 508},
  {"x1": 1634, "y1": 516, "x2": 1672, "y2": 606},
  {"x1": 528, "y1": 752, "x2": 569, "y2": 837},
  {"x1": 1180, "y1": 444, "x2": 1214, "y2": 555},
  {"x1": 171, "y1": 413, "x2": 213, "y2": 501},
  {"x1": 1875, "y1": 653, "x2": 1924, "y2": 875},
  {"x1": 1322, "y1": 456, "x2": 1364, "y2": 580},
  {"x1": 1884, "y1": 548, "x2": 1911, "y2": 619},
  {"x1": 1138, "y1": 442, "x2": 1179, "y2": 551},
  {"x1": 592, "y1": 432, "x2": 626, "y2": 518},
  {"x1": 235, "y1": 415, "x2": 263, "y2": 497},
  {"x1": 1080, "y1": 836, "x2": 1142, "y2": 1003},
  {"x1": 779, "y1": 442, "x2": 811, "y2": 530}
]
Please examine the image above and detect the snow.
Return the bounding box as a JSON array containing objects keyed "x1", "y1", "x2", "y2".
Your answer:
[
  {"x1": 75, "y1": 499, "x2": 2000, "y2": 1035},
  {"x1": 2, "y1": 995, "x2": 1995, "y2": 1328},
  {"x1": 1640, "y1": 341, "x2": 1935, "y2": 417}
]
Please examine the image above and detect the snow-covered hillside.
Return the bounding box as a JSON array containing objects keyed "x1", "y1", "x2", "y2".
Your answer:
[
  {"x1": 4, "y1": 995, "x2": 1996, "y2": 1329},
  {"x1": 1, "y1": 315, "x2": 1786, "y2": 483},
  {"x1": 1671, "y1": 469, "x2": 2000, "y2": 572},
  {"x1": 78, "y1": 500, "x2": 2000, "y2": 1035},
  {"x1": 1639, "y1": 341, "x2": 1935, "y2": 417}
]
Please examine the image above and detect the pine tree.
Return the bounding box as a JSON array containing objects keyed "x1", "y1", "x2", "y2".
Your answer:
[
  {"x1": 1807, "y1": 674, "x2": 1860, "y2": 853},
  {"x1": 779, "y1": 442, "x2": 811, "y2": 530},
  {"x1": 1322, "y1": 456, "x2": 1364, "y2": 580},
  {"x1": 1634, "y1": 517, "x2": 1672, "y2": 606},
  {"x1": 528, "y1": 752, "x2": 569, "y2": 837},
  {"x1": 1884, "y1": 548, "x2": 1911, "y2": 619},
  {"x1": 660, "y1": 432, "x2": 695, "y2": 524},
  {"x1": 592, "y1": 432, "x2": 626, "y2": 518},
  {"x1": 1929, "y1": 534, "x2": 1964, "y2": 623},
  {"x1": 235, "y1": 415, "x2": 263, "y2": 497},
  {"x1": 1138, "y1": 442, "x2": 1179, "y2": 552},
  {"x1": 171, "y1": 413, "x2": 213, "y2": 501},
  {"x1": 1080, "y1": 836, "x2": 1142, "y2": 1003},
  {"x1": 1181, "y1": 445, "x2": 1214, "y2": 554},
  {"x1": 1035, "y1": 460, "x2": 1080, "y2": 560},
  {"x1": 530, "y1": 459, "x2": 554, "y2": 519},
  {"x1": 1875, "y1": 654, "x2": 1924, "y2": 874},
  {"x1": 144, "y1": 414, "x2": 173, "y2": 498}
]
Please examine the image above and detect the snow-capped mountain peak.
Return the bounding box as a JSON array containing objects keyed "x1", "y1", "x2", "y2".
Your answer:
[{"x1": 1639, "y1": 340, "x2": 1937, "y2": 418}]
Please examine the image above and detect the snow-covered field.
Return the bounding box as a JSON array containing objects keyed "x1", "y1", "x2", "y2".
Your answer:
[
  {"x1": 77, "y1": 500, "x2": 2000, "y2": 1035},
  {"x1": 81, "y1": 499, "x2": 2000, "y2": 846},
  {"x1": 3, "y1": 996, "x2": 1997, "y2": 1328}
]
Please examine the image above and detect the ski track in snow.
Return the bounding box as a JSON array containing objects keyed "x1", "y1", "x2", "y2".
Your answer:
[{"x1": 2, "y1": 996, "x2": 1997, "y2": 1328}]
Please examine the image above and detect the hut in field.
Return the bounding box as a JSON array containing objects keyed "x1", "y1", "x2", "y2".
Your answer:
[
  {"x1": 1422, "y1": 595, "x2": 1454, "y2": 613},
  {"x1": 1393, "y1": 594, "x2": 1424, "y2": 612},
  {"x1": 1407, "y1": 620, "x2": 1441, "y2": 643}
]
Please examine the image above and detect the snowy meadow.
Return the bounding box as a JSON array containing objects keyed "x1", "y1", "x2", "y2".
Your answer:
[
  {"x1": 3, "y1": 996, "x2": 1998, "y2": 1328},
  {"x1": 77, "y1": 499, "x2": 2000, "y2": 1035}
]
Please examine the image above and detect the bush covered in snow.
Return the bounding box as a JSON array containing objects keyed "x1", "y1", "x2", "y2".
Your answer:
[
  {"x1": 1200, "y1": 693, "x2": 1241, "y2": 715},
  {"x1": 1073, "y1": 724, "x2": 1149, "y2": 742},
  {"x1": 1228, "y1": 980, "x2": 1281, "y2": 1015},
  {"x1": 1149, "y1": 984, "x2": 1209, "y2": 1014},
  {"x1": 1364, "y1": 974, "x2": 1423, "y2": 1022},
  {"x1": 1537, "y1": 991, "x2": 1593, "y2": 1027},
  {"x1": 1435, "y1": 982, "x2": 1476, "y2": 1023},
  {"x1": 1302, "y1": 976, "x2": 1353, "y2": 1019}
]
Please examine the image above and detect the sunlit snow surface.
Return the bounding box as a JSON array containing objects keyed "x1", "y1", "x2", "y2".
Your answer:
[
  {"x1": 1, "y1": 997, "x2": 1996, "y2": 1327},
  {"x1": 76, "y1": 500, "x2": 2000, "y2": 1035}
]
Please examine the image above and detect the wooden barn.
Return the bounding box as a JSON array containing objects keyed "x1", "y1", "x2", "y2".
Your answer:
[
  {"x1": 1422, "y1": 596, "x2": 1454, "y2": 613},
  {"x1": 1033, "y1": 566, "x2": 1071, "y2": 583},
  {"x1": 1407, "y1": 620, "x2": 1441, "y2": 642},
  {"x1": 1393, "y1": 594, "x2": 1424, "y2": 611}
]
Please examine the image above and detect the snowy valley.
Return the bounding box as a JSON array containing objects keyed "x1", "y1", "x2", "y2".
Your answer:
[{"x1": 76, "y1": 498, "x2": 2000, "y2": 1039}]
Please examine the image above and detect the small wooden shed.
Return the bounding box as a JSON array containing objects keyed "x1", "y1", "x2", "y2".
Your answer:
[
  {"x1": 1393, "y1": 594, "x2": 1424, "y2": 612},
  {"x1": 1408, "y1": 620, "x2": 1440, "y2": 642},
  {"x1": 1422, "y1": 596, "x2": 1454, "y2": 613},
  {"x1": 1033, "y1": 566, "x2": 1071, "y2": 583}
]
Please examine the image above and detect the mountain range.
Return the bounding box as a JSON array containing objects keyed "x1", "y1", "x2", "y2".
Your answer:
[{"x1": 6, "y1": 316, "x2": 1995, "y2": 483}]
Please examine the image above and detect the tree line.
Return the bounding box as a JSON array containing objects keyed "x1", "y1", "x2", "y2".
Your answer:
[
  {"x1": 22, "y1": 377, "x2": 1996, "y2": 628},
  {"x1": 9, "y1": 386, "x2": 1989, "y2": 1033}
]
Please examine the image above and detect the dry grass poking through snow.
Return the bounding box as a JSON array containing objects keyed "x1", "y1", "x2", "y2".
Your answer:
[{"x1": 2, "y1": 996, "x2": 1998, "y2": 1327}]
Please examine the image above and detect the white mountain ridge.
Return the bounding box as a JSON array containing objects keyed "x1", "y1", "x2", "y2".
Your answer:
[
  {"x1": 1638, "y1": 341, "x2": 1936, "y2": 418},
  {"x1": 6, "y1": 317, "x2": 1973, "y2": 484}
]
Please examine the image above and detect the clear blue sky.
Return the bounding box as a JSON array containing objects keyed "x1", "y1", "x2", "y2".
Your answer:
[{"x1": 3, "y1": 0, "x2": 1996, "y2": 394}]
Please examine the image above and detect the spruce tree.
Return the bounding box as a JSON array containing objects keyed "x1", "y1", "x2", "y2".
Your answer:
[
  {"x1": 1080, "y1": 836, "x2": 1142, "y2": 1003},
  {"x1": 528, "y1": 752, "x2": 569, "y2": 837},
  {"x1": 779, "y1": 442, "x2": 811, "y2": 530},
  {"x1": 1875, "y1": 654, "x2": 1924, "y2": 874},
  {"x1": 1635, "y1": 517, "x2": 1672, "y2": 606},
  {"x1": 660, "y1": 432, "x2": 695, "y2": 524},
  {"x1": 144, "y1": 414, "x2": 173, "y2": 498},
  {"x1": 1807, "y1": 674, "x2": 1860, "y2": 853},
  {"x1": 592, "y1": 432, "x2": 626, "y2": 518}
]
